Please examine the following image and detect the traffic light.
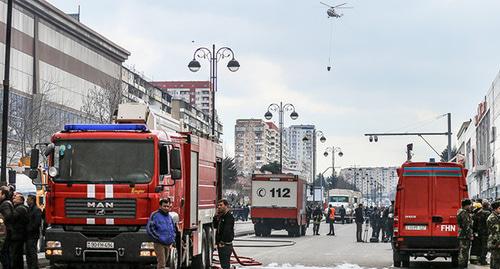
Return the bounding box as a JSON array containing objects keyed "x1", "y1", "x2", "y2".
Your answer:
[{"x1": 309, "y1": 185, "x2": 314, "y2": 196}]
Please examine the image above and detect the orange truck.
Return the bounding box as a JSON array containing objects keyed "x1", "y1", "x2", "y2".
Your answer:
[{"x1": 251, "y1": 174, "x2": 307, "y2": 237}]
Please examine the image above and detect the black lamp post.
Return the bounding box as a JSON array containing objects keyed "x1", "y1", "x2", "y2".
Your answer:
[
  {"x1": 188, "y1": 45, "x2": 240, "y2": 139},
  {"x1": 264, "y1": 102, "x2": 298, "y2": 173},
  {"x1": 323, "y1": 146, "x2": 343, "y2": 187},
  {"x1": 1, "y1": 0, "x2": 13, "y2": 185}
]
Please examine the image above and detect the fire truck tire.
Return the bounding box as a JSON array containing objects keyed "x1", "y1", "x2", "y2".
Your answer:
[
  {"x1": 254, "y1": 223, "x2": 262, "y2": 236},
  {"x1": 262, "y1": 225, "x2": 272, "y2": 237},
  {"x1": 451, "y1": 253, "x2": 459, "y2": 267},
  {"x1": 401, "y1": 254, "x2": 410, "y2": 267},
  {"x1": 200, "y1": 231, "x2": 208, "y2": 269},
  {"x1": 392, "y1": 250, "x2": 402, "y2": 267}
]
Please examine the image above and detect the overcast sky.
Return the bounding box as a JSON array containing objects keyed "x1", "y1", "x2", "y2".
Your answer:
[{"x1": 49, "y1": 0, "x2": 499, "y2": 172}]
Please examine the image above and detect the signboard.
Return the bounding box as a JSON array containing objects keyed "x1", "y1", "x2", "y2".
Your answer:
[
  {"x1": 307, "y1": 187, "x2": 323, "y2": 202},
  {"x1": 252, "y1": 181, "x2": 297, "y2": 208}
]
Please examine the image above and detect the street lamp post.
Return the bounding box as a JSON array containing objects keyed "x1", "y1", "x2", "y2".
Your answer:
[
  {"x1": 188, "y1": 44, "x2": 240, "y2": 139},
  {"x1": 264, "y1": 102, "x2": 298, "y2": 173},
  {"x1": 323, "y1": 146, "x2": 343, "y2": 188},
  {"x1": 303, "y1": 130, "x2": 326, "y2": 203}
]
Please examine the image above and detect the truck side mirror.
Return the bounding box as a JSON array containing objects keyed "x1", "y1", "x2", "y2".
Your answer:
[
  {"x1": 30, "y1": 149, "x2": 39, "y2": 170},
  {"x1": 170, "y1": 148, "x2": 181, "y2": 180},
  {"x1": 159, "y1": 145, "x2": 169, "y2": 175},
  {"x1": 44, "y1": 143, "x2": 55, "y2": 156},
  {"x1": 8, "y1": 170, "x2": 16, "y2": 185}
]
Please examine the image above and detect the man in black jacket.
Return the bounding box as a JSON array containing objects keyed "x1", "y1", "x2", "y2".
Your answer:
[
  {"x1": 0, "y1": 186, "x2": 14, "y2": 269},
  {"x1": 10, "y1": 192, "x2": 29, "y2": 269},
  {"x1": 355, "y1": 204, "x2": 364, "y2": 242},
  {"x1": 213, "y1": 199, "x2": 234, "y2": 269},
  {"x1": 26, "y1": 195, "x2": 42, "y2": 269}
]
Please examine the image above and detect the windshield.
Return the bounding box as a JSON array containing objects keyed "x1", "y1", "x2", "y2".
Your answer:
[
  {"x1": 329, "y1": 196, "x2": 349, "y2": 203},
  {"x1": 54, "y1": 140, "x2": 154, "y2": 184}
]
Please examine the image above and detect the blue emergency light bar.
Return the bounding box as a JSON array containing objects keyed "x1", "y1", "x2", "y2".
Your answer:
[{"x1": 63, "y1": 124, "x2": 149, "y2": 132}]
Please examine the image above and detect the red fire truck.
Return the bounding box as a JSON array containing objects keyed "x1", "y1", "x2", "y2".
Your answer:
[
  {"x1": 392, "y1": 161, "x2": 468, "y2": 267},
  {"x1": 251, "y1": 174, "x2": 307, "y2": 237},
  {"x1": 29, "y1": 103, "x2": 222, "y2": 269}
]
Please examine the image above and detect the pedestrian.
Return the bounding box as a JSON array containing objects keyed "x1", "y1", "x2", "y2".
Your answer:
[
  {"x1": 479, "y1": 201, "x2": 492, "y2": 265},
  {"x1": 0, "y1": 186, "x2": 14, "y2": 269},
  {"x1": 10, "y1": 192, "x2": 29, "y2": 269},
  {"x1": 339, "y1": 205, "x2": 346, "y2": 225},
  {"x1": 306, "y1": 205, "x2": 312, "y2": 228},
  {"x1": 487, "y1": 200, "x2": 500, "y2": 269},
  {"x1": 213, "y1": 199, "x2": 235, "y2": 269},
  {"x1": 146, "y1": 198, "x2": 176, "y2": 269},
  {"x1": 312, "y1": 205, "x2": 322, "y2": 235},
  {"x1": 371, "y1": 207, "x2": 380, "y2": 239},
  {"x1": 243, "y1": 204, "x2": 249, "y2": 222},
  {"x1": 327, "y1": 205, "x2": 336, "y2": 236},
  {"x1": 355, "y1": 203, "x2": 364, "y2": 242},
  {"x1": 381, "y1": 206, "x2": 389, "y2": 242},
  {"x1": 457, "y1": 198, "x2": 474, "y2": 268},
  {"x1": 386, "y1": 201, "x2": 395, "y2": 242},
  {"x1": 25, "y1": 194, "x2": 42, "y2": 269}
]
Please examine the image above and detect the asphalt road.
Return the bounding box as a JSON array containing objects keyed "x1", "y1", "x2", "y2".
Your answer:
[
  {"x1": 233, "y1": 221, "x2": 490, "y2": 269},
  {"x1": 34, "y1": 221, "x2": 490, "y2": 268}
]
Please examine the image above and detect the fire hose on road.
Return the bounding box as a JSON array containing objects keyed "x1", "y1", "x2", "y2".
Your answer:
[{"x1": 211, "y1": 239, "x2": 297, "y2": 268}]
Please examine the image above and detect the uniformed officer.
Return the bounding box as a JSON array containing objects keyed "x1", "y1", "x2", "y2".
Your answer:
[
  {"x1": 457, "y1": 198, "x2": 474, "y2": 268},
  {"x1": 487, "y1": 200, "x2": 500, "y2": 269}
]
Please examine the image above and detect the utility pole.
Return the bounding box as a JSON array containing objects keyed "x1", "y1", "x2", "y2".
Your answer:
[{"x1": 1, "y1": 0, "x2": 13, "y2": 186}]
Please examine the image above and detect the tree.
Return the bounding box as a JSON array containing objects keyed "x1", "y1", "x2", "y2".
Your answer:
[
  {"x1": 259, "y1": 161, "x2": 281, "y2": 174},
  {"x1": 5, "y1": 81, "x2": 66, "y2": 163},
  {"x1": 440, "y1": 146, "x2": 458, "y2": 162},
  {"x1": 222, "y1": 156, "x2": 238, "y2": 189},
  {"x1": 81, "y1": 80, "x2": 124, "y2": 123}
]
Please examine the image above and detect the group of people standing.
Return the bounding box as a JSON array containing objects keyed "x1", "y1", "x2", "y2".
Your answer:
[
  {"x1": 457, "y1": 198, "x2": 500, "y2": 269},
  {"x1": 147, "y1": 198, "x2": 235, "y2": 269},
  {"x1": 0, "y1": 185, "x2": 43, "y2": 269},
  {"x1": 354, "y1": 202, "x2": 394, "y2": 243}
]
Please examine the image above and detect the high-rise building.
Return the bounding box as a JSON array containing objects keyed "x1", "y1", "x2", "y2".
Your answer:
[
  {"x1": 339, "y1": 167, "x2": 398, "y2": 205},
  {"x1": 150, "y1": 81, "x2": 213, "y2": 116},
  {"x1": 234, "y1": 119, "x2": 282, "y2": 177},
  {"x1": 284, "y1": 125, "x2": 315, "y2": 182}
]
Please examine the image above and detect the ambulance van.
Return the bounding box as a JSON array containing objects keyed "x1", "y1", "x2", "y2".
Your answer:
[{"x1": 392, "y1": 161, "x2": 468, "y2": 267}]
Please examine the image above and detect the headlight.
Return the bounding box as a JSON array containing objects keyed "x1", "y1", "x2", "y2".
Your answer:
[
  {"x1": 140, "y1": 242, "x2": 155, "y2": 250},
  {"x1": 48, "y1": 167, "x2": 58, "y2": 177},
  {"x1": 46, "y1": 241, "x2": 61, "y2": 248}
]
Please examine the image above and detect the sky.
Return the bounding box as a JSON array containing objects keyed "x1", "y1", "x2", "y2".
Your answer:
[{"x1": 48, "y1": 0, "x2": 500, "y2": 173}]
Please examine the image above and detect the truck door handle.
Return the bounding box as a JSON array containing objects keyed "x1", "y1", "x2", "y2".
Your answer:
[{"x1": 432, "y1": 216, "x2": 443, "y2": 223}]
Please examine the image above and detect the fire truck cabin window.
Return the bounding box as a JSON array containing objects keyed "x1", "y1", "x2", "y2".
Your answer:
[{"x1": 54, "y1": 140, "x2": 154, "y2": 183}]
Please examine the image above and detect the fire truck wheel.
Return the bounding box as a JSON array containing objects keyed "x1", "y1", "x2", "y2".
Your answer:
[
  {"x1": 200, "y1": 232, "x2": 208, "y2": 269},
  {"x1": 262, "y1": 225, "x2": 272, "y2": 237},
  {"x1": 401, "y1": 254, "x2": 410, "y2": 267},
  {"x1": 451, "y1": 254, "x2": 458, "y2": 267},
  {"x1": 392, "y1": 250, "x2": 402, "y2": 267}
]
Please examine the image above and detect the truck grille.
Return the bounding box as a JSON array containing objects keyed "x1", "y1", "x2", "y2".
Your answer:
[{"x1": 65, "y1": 199, "x2": 136, "y2": 219}]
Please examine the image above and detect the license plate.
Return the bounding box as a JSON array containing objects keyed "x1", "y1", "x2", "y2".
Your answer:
[
  {"x1": 86, "y1": 241, "x2": 114, "y2": 249},
  {"x1": 405, "y1": 225, "x2": 427, "y2": 231}
]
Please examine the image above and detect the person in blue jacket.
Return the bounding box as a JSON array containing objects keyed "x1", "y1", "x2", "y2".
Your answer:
[{"x1": 147, "y1": 198, "x2": 176, "y2": 269}]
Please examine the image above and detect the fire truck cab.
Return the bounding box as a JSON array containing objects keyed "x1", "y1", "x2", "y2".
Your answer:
[{"x1": 30, "y1": 103, "x2": 222, "y2": 269}]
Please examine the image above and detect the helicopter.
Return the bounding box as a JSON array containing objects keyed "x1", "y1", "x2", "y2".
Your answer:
[{"x1": 320, "y1": 2, "x2": 352, "y2": 18}]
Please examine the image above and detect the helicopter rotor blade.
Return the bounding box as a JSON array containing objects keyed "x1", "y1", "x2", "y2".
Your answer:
[
  {"x1": 337, "y1": 6, "x2": 353, "y2": 9},
  {"x1": 333, "y1": 3, "x2": 348, "y2": 8},
  {"x1": 320, "y1": 1, "x2": 334, "y2": 8}
]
